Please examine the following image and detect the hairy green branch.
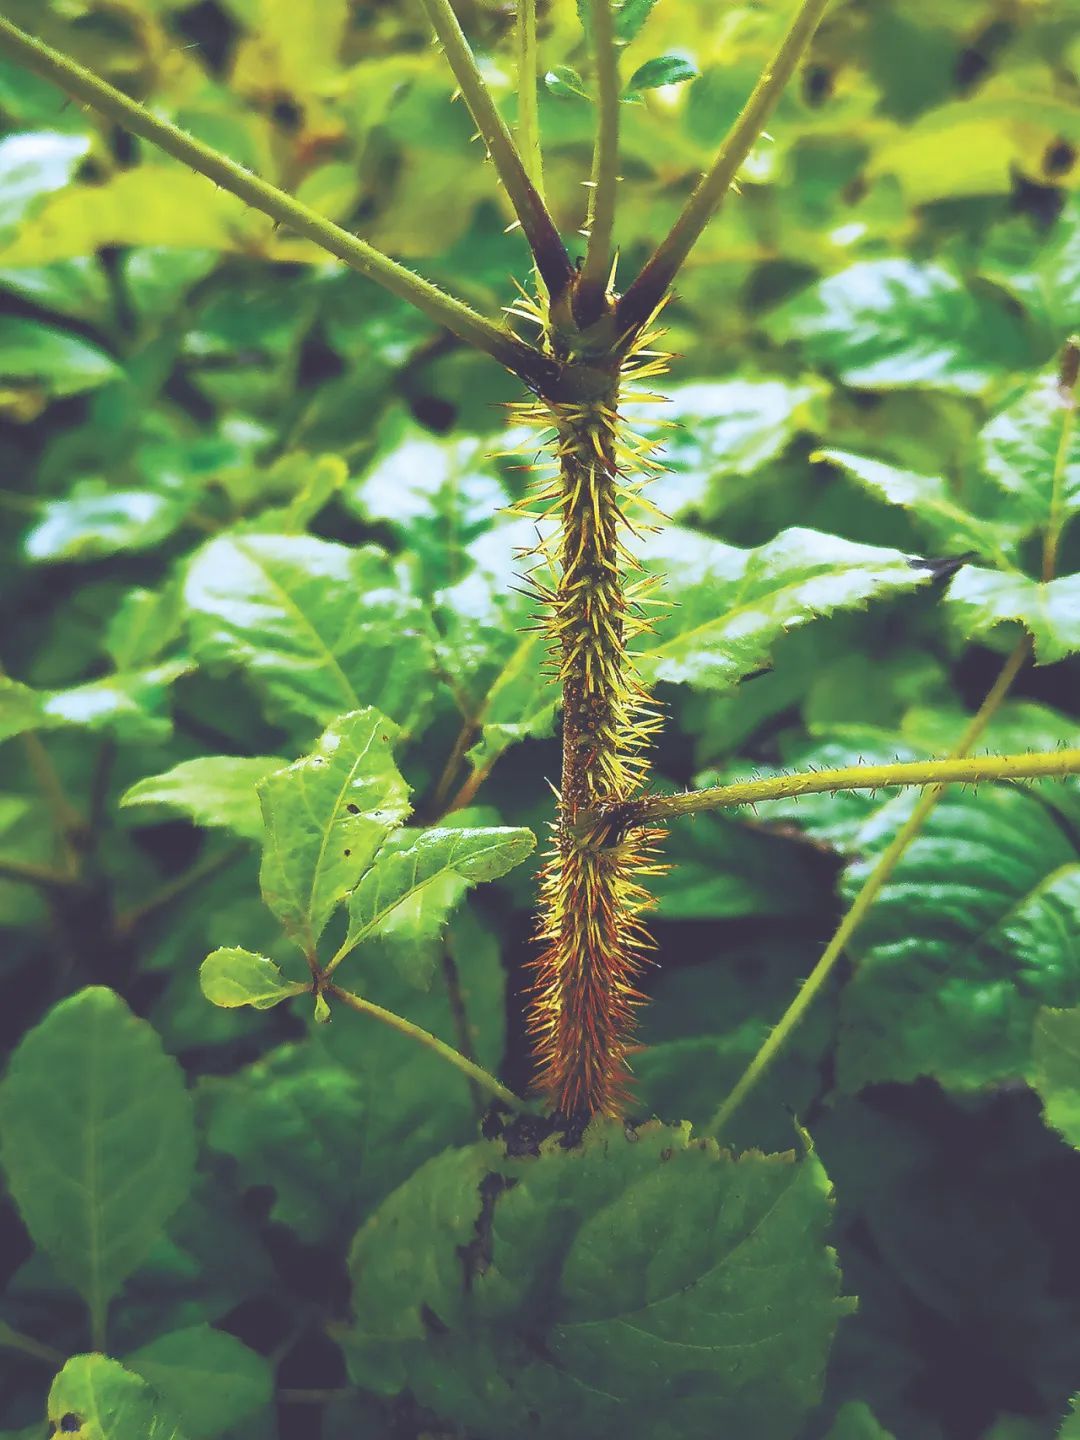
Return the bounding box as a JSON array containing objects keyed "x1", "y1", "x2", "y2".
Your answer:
[
  {"x1": 625, "y1": 744, "x2": 1080, "y2": 825},
  {"x1": 616, "y1": 0, "x2": 832, "y2": 338},
  {"x1": 420, "y1": 0, "x2": 573, "y2": 300},
  {"x1": 0, "y1": 15, "x2": 553, "y2": 388}
]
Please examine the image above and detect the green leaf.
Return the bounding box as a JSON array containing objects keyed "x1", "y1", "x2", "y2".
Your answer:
[
  {"x1": 979, "y1": 370, "x2": 1080, "y2": 533},
  {"x1": 125, "y1": 1325, "x2": 273, "y2": 1440},
  {"x1": 638, "y1": 526, "x2": 931, "y2": 692},
  {"x1": 544, "y1": 66, "x2": 590, "y2": 102},
  {"x1": 814, "y1": 448, "x2": 1017, "y2": 565},
  {"x1": 0, "y1": 988, "x2": 196, "y2": 1330},
  {"x1": 659, "y1": 377, "x2": 826, "y2": 516},
  {"x1": 626, "y1": 54, "x2": 700, "y2": 92},
  {"x1": 767, "y1": 260, "x2": 1030, "y2": 395},
  {"x1": 24, "y1": 484, "x2": 191, "y2": 562},
  {"x1": 0, "y1": 314, "x2": 120, "y2": 398},
  {"x1": 344, "y1": 1122, "x2": 849, "y2": 1440},
  {"x1": 257, "y1": 709, "x2": 411, "y2": 951},
  {"x1": 1032, "y1": 1006, "x2": 1080, "y2": 1150},
  {"x1": 614, "y1": 0, "x2": 661, "y2": 42},
  {"x1": 0, "y1": 664, "x2": 189, "y2": 747},
  {"x1": 825, "y1": 1402, "x2": 898, "y2": 1439},
  {"x1": 348, "y1": 424, "x2": 507, "y2": 591},
  {"x1": 946, "y1": 567, "x2": 1080, "y2": 664},
  {"x1": 47, "y1": 1354, "x2": 187, "y2": 1440},
  {"x1": 121, "y1": 757, "x2": 287, "y2": 841},
  {"x1": 183, "y1": 533, "x2": 437, "y2": 734},
  {"x1": 200, "y1": 947, "x2": 308, "y2": 1010},
  {"x1": 337, "y1": 825, "x2": 536, "y2": 969}
]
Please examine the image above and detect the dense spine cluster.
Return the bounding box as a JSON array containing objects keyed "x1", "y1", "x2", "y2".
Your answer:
[{"x1": 511, "y1": 314, "x2": 671, "y2": 1118}]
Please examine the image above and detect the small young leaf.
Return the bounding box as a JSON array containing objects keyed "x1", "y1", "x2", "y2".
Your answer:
[
  {"x1": 200, "y1": 947, "x2": 308, "y2": 1010},
  {"x1": 258, "y1": 708, "x2": 411, "y2": 950},
  {"x1": 1032, "y1": 1006, "x2": 1080, "y2": 1150},
  {"x1": 125, "y1": 1324, "x2": 273, "y2": 1440},
  {"x1": 626, "y1": 54, "x2": 699, "y2": 92},
  {"x1": 339, "y1": 825, "x2": 536, "y2": 962},
  {"x1": 48, "y1": 1353, "x2": 187, "y2": 1440},
  {"x1": 1, "y1": 664, "x2": 188, "y2": 746},
  {"x1": 544, "y1": 66, "x2": 590, "y2": 102},
  {"x1": 121, "y1": 756, "x2": 287, "y2": 841},
  {"x1": 0, "y1": 988, "x2": 196, "y2": 1334}
]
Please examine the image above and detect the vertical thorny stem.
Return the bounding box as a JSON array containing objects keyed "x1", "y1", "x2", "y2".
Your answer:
[{"x1": 515, "y1": 327, "x2": 668, "y2": 1119}]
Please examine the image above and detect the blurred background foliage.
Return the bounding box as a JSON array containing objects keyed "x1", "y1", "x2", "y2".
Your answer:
[{"x1": 1, "y1": 0, "x2": 1080, "y2": 1437}]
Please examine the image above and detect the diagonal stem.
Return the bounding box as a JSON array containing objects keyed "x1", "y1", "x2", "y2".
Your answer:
[
  {"x1": 707, "y1": 639, "x2": 1033, "y2": 1138},
  {"x1": 327, "y1": 984, "x2": 527, "y2": 1110},
  {"x1": 420, "y1": 0, "x2": 573, "y2": 300},
  {"x1": 616, "y1": 0, "x2": 832, "y2": 339},
  {"x1": 577, "y1": 0, "x2": 620, "y2": 324},
  {"x1": 0, "y1": 15, "x2": 552, "y2": 388}
]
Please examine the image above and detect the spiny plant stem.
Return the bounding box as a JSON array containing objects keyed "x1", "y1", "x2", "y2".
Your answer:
[
  {"x1": 708, "y1": 638, "x2": 1032, "y2": 1138},
  {"x1": 420, "y1": 0, "x2": 573, "y2": 300},
  {"x1": 629, "y1": 736, "x2": 1078, "y2": 821},
  {"x1": 578, "y1": 0, "x2": 620, "y2": 324},
  {"x1": 326, "y1": 984, "x2": 526, "y2": 1110},
  {"x1": 519, "y1": 363, "x2": 666, "y2": 1118},
  {"x1": 616, "y1": 0, "x2": 832, "y2": 338},
  {"x1": 0, "y1": 15, "x2": 550, "y2": 387}
]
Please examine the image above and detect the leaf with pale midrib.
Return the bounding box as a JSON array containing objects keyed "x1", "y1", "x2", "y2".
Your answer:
[{"x1": 0, "y1": 988, "x2": 196, "y2": 1336}]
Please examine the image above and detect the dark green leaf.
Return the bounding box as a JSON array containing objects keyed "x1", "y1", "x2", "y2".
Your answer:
[
  {"x1": 1032, "y1": 1006, "x2": 1080, "y2": 1150},
  {"x1": 125, "y1": 1325, "x2": 273, "y2": 1440},
  {"x1": 0, "y1": 988, "x2": 196, "y2": 1326},
  {"x1": 345, "y1": 1122, "x2": 850, "y2": 1440},
  {"x1": 626, "y1": 54, "x2": 700, "y2": 92}
]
